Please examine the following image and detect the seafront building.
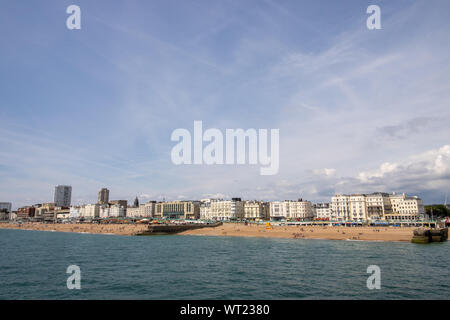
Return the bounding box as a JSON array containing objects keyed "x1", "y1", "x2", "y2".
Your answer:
[
  {"x1": 366, "y1": 193, "x2": 393, "y2": 220},
  {"x1": 269, "y1": 199, "x2": 314, "y2": 221},
  {"x1": 126, "y1": 201, "x2": 156, "y2": 218},
  {"x1": 12, "y1": 189, "x2": 428, "y2": 223},
  {"x1": 70, "y1": 206, "x2": 82, "y2": 219},
  {"x1": 108, "y1": 204, "x2": 126, "y2": 217},
  {"x1": 154, "y1": 201, "x2": 200, "y2": 219},
  {"x1": 54, "y1": 185, "x2": 72, "y2": 207},
  {"x1": 0, "y1": 202, "x2": 11, "y2": 220},
  {"x1": 331, "y1": 194, "x2": 351, "y2": 221},
  {"x1": 313, "y1": 203, "x2": 331, "y2": 220},
  {"x1": 244, "y1": 200, "x2": 270, "y2": 221},
  {"x1": 386, "y1": 193, "x2": 425, "y2": 221},
  {"x1": 16, "y1": 206, "x2": 35, "y2": 219},
  {"x1": 199, "y1": 199, "x2": 215, "y2": 220},
  {"x1": 81, "y1": 204, "x2": 100, "y2": 219},
  {"x1": 203, "y1": 198, "x2": 244, "y2": 221},
  {"x1": 331, "y1": 192, "x2": 424, "y2": 222}
]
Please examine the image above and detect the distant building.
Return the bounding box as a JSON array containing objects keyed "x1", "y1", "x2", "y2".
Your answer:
[
  {"x1": 331, "y1": 194, "x2": 368, "y2": 221},
  {"x1": 313, "y1": 203, "x2": 331, "y2": 220},
  {"x1": 109, "y1": 200, "x2": 128, "y2": 208},
  {"x1": 199, "y1": 199, "x2": 220, "y2": 220},
  {"x1": 126, "y1": 201, "x2": 156, "y2": 218},
  {"x1": 17, "y1": 206, "x2": 36, "y2": 219},
  {"x1": 70, "y1": 206, "x2": 82, "y2": 219},
  {"x1": 54, "y1": 185, "x2": 72, "y2": 207},
  {"x1": 244, "y1": 200, "x2": 270, "y2": 220},
  {"x1": 270, "y1": 199, "x2": 313, "y2": 221},
  {"x1": 331, "y1": 194, "x2": 350, "y2": 221},
  {"x1": 366, "y1": 192, "x2": 392, "y2": 221},
  {"x1": 109, "y1": 204, "x2": 126, "y2": 217},
  {"x1": 55, "y1": 208, "x2": 70, "y2": 221},
  {"x1": 154, "y1": 201, "x2": 200, "y2": 219},
  {"x1": 386, "y1": 193, "x2": 425, "y2": 221},
  {"x1": 0, "y1": 202, "x2": 12, "y2": 213},
  {"x1": 35, "y1": 203, "x2": 56, "y2": 219},
  {"x1": 331, "y1": 192, "x2": 423, "y2": 222},
  {"x1": 349, "y1": 194, "x2": 368, "y2": 222},
  {"x1": 98, "y1": 188, "x2": 110, "y2": 205},
  {"x1": 80, "y1": 204, "x2": 100, "y2": 219},
  {"x1": 206, "y1": 198, "x2": 244, "y2": 221}
]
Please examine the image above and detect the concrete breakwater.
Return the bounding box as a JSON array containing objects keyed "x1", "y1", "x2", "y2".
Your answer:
[
  {"x1": 411, "y1": 228, "x2": 448, "y2": 244},
  {"x1": 137, "y1": 222, "x2": 223, "y2": 235}
]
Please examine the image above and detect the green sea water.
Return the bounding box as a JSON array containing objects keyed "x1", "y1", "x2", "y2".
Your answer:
[{"x1": 0, "y1": 228, "x2": 449, "y2": 299}]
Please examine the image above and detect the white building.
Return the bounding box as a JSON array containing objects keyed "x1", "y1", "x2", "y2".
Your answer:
[
  {"x1": 313, "y1": 203, "x2": 331, "y2": 220},
  {"x1": 81, "y1": 204, "x2": 100, "y2": 219},
  {"x1": 349, "y1": 194, "x2": 368, "y2": 222},
  {"x1": 207, "y1": 198, "x2": 244, "y2": 221},
  {"x1": 331, "y1": 192, "x2": 424, "y2": 222},
  {"x1": 199, "y1": 199, "x2": 219, "y2": 220},
  {"x1": 69, "y1": 206, "x2": 82, "y2": 219},
  {"x1": 109, "y1": 204, "x2": 126, "y2": 217},
  {"x1": 386, "y1": 193, "x2": 425, "y2": 221},
  {"x1": 126, "y1": 202, "x2": 156, "y2": 218},
  {"x1": 331, "y1": 194, "x2": 351, "y2": 221},
  {"x1": 54, "y1": 185, "x2": 72, "y2": 207},
  {"x1": 244, "y1": 200, "x2": 269, "y2": 220},
  {"x1": 99, "y1": 205, "x2": 111, "y2": 218},
  {"x1": 366, "y1": 192, "x2": 392, "y2": 221},
  {"x1": 270, "y1": 199, "x2": 314, "y2": 221}
]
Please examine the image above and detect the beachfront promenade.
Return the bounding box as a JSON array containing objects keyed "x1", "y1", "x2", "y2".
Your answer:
[{"x1": 0, "y1": 221, "x2": 422, "y2": 241}]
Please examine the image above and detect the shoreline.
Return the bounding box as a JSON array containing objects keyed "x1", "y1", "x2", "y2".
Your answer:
[
  {"x1": 0, "y1": 222, "x2": 148, "y2": 236},
  {"x1": 178, "y1": 223, "x2": 416, "y2": 242},
  {"x1": 0, "y1": 222, "x2": 417, "y2": 242}
]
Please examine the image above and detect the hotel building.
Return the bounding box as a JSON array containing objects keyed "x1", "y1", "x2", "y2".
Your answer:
[
  {"x1": 331, "y1": 194, "x2": 351, "y2": 221},
  {"x1": 204, "y1": 198, "x2": 244, "y2": 221},
  {"x1": 385, "y1": 193, "x2": 425, "y2": 221},
  {"x1": 349, "y1": 194, "x2": 368, "y2": 222},
  {"x1": 366, "y1": 192, "x2": 392, "y2": 221},
  {"x1": 270, "y1": 199, "x2": 314, "y2": 221},
  {"x1": 313, "y1": 203, "x2": 332, "y2": 220},
  {"x1": 331, "y1": 192, "x2": 422, "y2": 222},
  {"x1": 81, "y1": 204, "x2": 100, "y2": 219},
  {"x1": 154, "y1": 201, "x2": 200, "y2": 219},
  {"x1": 126, "y1": 201, "x2": 156, "y2": 218},
  {"x1": 244, "y1": 200, "x2": 270, "y2": 221},
  {"x1": 70, "y1": 206, "x2": 82, "y2": 219}
]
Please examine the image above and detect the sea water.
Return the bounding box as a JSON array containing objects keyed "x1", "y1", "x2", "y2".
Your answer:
[{"x1": 0, "y1": 228, "x2": 449, "y2": 299}]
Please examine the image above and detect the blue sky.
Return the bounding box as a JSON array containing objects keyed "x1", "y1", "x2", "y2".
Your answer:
[{"x1": 1, "y1": 0, "x2": 450, "y2": 208}]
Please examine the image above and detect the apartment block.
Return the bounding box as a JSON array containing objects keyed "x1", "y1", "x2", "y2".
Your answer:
[
  {"x1": 244, "y1": 200, "x2": 270, "y2": 220},
  {"x1": 313, "y1": 203, "x2": 331, "y2": 220},
  {"x1": 270, "y1": 199, "x2": 314, "y2": 221},
  {"x1": 154, "y1": 201, "x2": 200, "y2": 219},
  {"x1": 205, "y1": 198, "x2": 244, "y2": 221}
]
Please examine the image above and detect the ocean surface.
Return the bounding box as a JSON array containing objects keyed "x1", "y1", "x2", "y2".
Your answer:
[{"x1": 0, "y1": 228, "x2": 449, "y2": 299}]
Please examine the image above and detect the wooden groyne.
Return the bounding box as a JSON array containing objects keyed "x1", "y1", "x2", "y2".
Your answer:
[
  {"x1": 137, "y1": 222, "x2": 223, "y2": 235},
  {"x1": 411, "y1": 228, "x2": 448, "y2": 244}
]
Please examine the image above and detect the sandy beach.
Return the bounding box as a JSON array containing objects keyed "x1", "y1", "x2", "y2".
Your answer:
[
  {"x1": 179, "y1": 222, "x2": 415, "y2": 242},
  {"x1": 0, "y1": 222, "x2": 148, "y2": 236},
  {"x1": 0, "y1": 222, "x2": 416, "y2": 241}
]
